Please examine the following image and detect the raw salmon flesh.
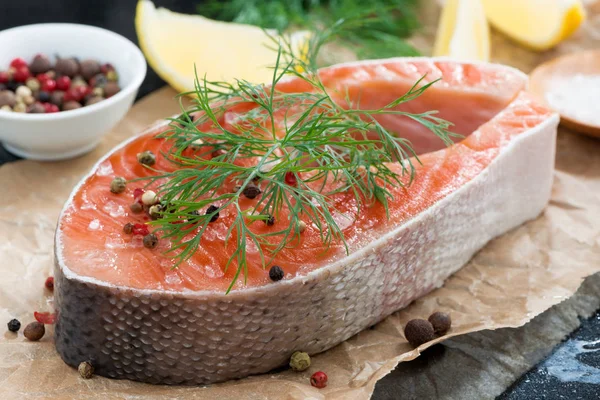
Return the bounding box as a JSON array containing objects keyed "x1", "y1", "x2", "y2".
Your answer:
[{"x1": 54, "y1": 58, "x2": 559, "y2": 384}]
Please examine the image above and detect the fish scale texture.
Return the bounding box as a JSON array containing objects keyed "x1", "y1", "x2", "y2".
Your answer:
[{"x1": 54, "y1": 107, "x2": 558, "y2": 384}]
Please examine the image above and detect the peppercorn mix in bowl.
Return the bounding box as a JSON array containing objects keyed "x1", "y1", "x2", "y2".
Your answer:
[{"x1": 0, "y1": 23, "x2": 146, "y2": 161}]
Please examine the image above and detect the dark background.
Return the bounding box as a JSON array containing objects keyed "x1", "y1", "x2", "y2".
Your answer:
[{"x1": 1, "y1": 1, "x2": 598, "y2": 398}]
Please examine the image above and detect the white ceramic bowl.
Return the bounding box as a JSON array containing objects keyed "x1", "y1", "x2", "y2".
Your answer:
[{"x1": 0, "y1": 23, "x2": 147, "y2": 161}]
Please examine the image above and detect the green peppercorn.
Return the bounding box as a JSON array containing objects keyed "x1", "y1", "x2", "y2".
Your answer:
[
  {"x1": 137, "y1": 151, "x2": 156, "y2": 166},
  {"x1": 148, "y1": 204, "x2": 163, "y2": 220},
  {"x1": 106, "y1": 70, "x2": 119, "y2": 82},
  {"x1": 110, "y1": 177, "x2": 127, "y2": 194},
  {"x1": 143, "y1": 233, "x2": 159, "y2": 249},
  {"x1": 26, "y1": 78, "x2": 40, "y2": 92},
  {"x1": 289, "y1": 351, "x2": 311, "y2": 372},
  {"x1": 298, "y1": 220, "x2": 307, "y2": 233},
  {"x1": 78, "y1": 361, "x2": 94, "y2": 379}
]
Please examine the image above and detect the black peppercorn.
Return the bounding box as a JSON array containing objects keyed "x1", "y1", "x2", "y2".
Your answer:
[
  {"x1": 143, "y1": 233, "x2": 159, "y2": 249},
  {"x1": 130, "y1": 202, "x2": 143, "y2": 214},
  {"x1": 36, "y1": 90, "x2": 50, "y2": 103},
  {"x1": 242, "y1": 184, "x2": 261, "y2": 199},
  {"x1": 264, "y1": 214, "x2": 275, "y2": 226},
  {"x1": 404, "y1": 319, "x2": 436, "y2": 347},
  {"x1": 206, "y1": 205, "x2": 220, "y2": 222},
  {"x1": 428, "y1": 312, "x2": 451, "y2": 335},
  {"x1": 269, "y1": 265, "x2": 284, "y2": 281},
  {"x1": 7, "y1": 319, "x2": 21, "y2": 332},
  {"x1": 123, "y1": 222, "x2": 134, "y2": 234}
]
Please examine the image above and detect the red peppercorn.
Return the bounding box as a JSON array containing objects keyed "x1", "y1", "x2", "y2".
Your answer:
[
  {"x1": 41, "y1": 79, "x2": 57, "y2": 92},
  {"x1": 0, "y1": 71, "x2": 9, "y2": 84},
  {"x1": 310, "y1": 371, "x2": 328, "y2": 389},
  {"x1": 13, "y1": 66, "x2": 31, "y2": 82},
  {"x1": 34, "y1": 311, "x2": 57, "y2": 325},
  {"x1": 133, "y1": 188, "x2": 145, "y2": 202},
  {"x1": 56, "y1": 76, "x2": 71, "y2": 91},
  {"x1": 36, "y1": 73, "x2": 50, "y2": 83},
  {"x1": 64, "y1": 86, "x2": 89, "y2": 102},
  {"x1": 132, "y1": 223, "x2": 150, "y2": 236},
  {"x1": 42, "y1": 103, "x2": 59, "y2": 113},
  {"x1": 45, "y1": 276, "x2": 54, "y2": 291},
  {"x1": 100, "y1": 63, "x2": 115, "y2": 74},
  {"x1": 285, "y1": 171, "x2": 297, "y2": 186},
  {"x1": 9, "y1": 57, "x2": 28, "y2": 69}
]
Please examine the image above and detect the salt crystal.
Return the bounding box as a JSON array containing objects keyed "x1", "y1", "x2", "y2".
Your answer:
[
  {"x1": 88, "y1": 219, "x2": 101, "y2": 231},
  {"x1": 96, "y1": 161, "x2": 114, "y2": 176},
  {"x1": 103, "y1": 201, "x2": 126, "y2": 218},
  {"x1": 546, "y1": 74, "x2": 600, "y2": 127}
]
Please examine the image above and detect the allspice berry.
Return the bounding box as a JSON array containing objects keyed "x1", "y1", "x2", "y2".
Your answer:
[
  {"x1": 143, "y1": 233, "x2": 159, "y2": 249},
  {"x1": 29, "y1": 54, "x2": 52, "y2": 74},
  {"x1": 428, "y1": 312, "x2": 451, "y2": 335},
  {"x1": 79, "y1": 59, "x2": 101, "y2": 80},
  {"x1": 23, "y1": 321, "x2": 45, "y2": 341},
  {"x1": 404, "y1": 319, "x2": 435, "y2": 347},
  {"x1": 86, "y1": 96, "x2": 104, "y2": 106},
  {"x1": 62, "y1": 100, "x2": 82, "y2": 111},
  {"x1": 110, "y1": 177, "x2": 127, "y2": 194},
  {"x1": 289, "y1": 351, "x2": 311, "y2": 372},
  {"x1": 78, "y1": 361, "x2": 94, "y2": 379},
  {"x1": 28, "y1": 103, "x2": 45, "y2": 114},
  {"x1": 104, "y1": 81, "x2": 120, "y2": 98},
  {"x1": 55, "y1": 57, "x2": 79, "y2": 77},
  {"x1": 50, "y1": 90, "x2": 65, "y2": 106},
  {"x1": 0, "y1": 90, "x2": 16, "y2": 108}
]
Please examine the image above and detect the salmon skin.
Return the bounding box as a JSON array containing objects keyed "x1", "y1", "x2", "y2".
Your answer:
[{"x1": 54, "y1": 58, "x2": 559, "y2": 385}]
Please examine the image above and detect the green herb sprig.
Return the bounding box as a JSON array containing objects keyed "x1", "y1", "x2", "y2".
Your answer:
[
  {"x1": 198, "y1": 0, "x2": 421, "y2": 60},
  {"x1": 142, "y1": 21, "x2": 456, "y2": 293}
]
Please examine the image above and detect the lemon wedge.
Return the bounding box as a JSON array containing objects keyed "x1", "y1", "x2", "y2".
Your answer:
[
  {"x1": 135, "y1": 0, "x2": 311, "y2": 93},
  {"x1": 433, "y1": 0, "x2": 490, "y2": 61},
  {"x1": 482, "y1": 0, "x2": 586, "y2": 51}
]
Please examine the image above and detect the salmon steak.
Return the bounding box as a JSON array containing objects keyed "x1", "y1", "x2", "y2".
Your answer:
[{"x1": 54, "y1": 58, "x2": 559, "y2": 385}]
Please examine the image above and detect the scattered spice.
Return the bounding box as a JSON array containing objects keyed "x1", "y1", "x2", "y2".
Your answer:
[
  {"x1": 132, "y1": 223, "x2": 150, "y2": 236},
  {"x1": 44, "y1": 276, "x2": 54, "y2": 291},
  {"x1": 34, "y1": 311, "x2": 56, "y2": 324},
  {"x1": 284, "y1": 171, "x2": 297, "y2": 186},
  {"x1": 404, "y1": 319, "x2": 436, "y2": 347},
  {"x1": 78, "y1": 361, "x2": 94, "y2": 379},
  {"x1": 143, "y1": 233, "x2": 159, "y2": 249},
  {"x1": 264, "y1": 214, "x2": 275, "y2": 226},
  {"x1": 269, "y1": 265, "x2": 284, "y2": 281},
  {"x1": 298, "y1": 220, "x2": 307, "y2": 233},
  {"x1": 141, "y1": 190, "x2": 158, "y2": 205},
  {"x1": 123, "y1": 222, "x2": 134, "y2": 234},
  {"x1": 7, "y1": 319, "x2": 20, "y2": 332},
  {"x1": 148, "y1": 204, "x2": 163, "y2": 220},
  {"x1": 206, "y1": 205, "x2": 220, "y2": 222},
  {"x1": 242, "y1": 184, "x2": 261, "y2": 199},
  {"x1": 212, "y1": 148, "x2": 227, "y2": 158},
  {"x1": 189, "y1": 138, "x2": 204, "y2": 151},
  {"x1": 129, "y1": 202, "x2": 143, "y2": 214},
  {"x1": 109, "y1": 177, "x2": 126, "y2": 194},
  {"x1": 137, "y1": 150, "x2": 156, "y2": 166},
  {"x1": 232, "y1": 185, "x2": 242, "y2": 193},
  {"x1": 23, "y1": 321, "x2": 45, "y2": 341},
  {"x1": 310, "y1": 371, "x2": 328, "y2": 389},
  {"x1": 428, "y1": 311, "x2": 451, "y2": 335},
  {"x1": 289, "y1": 351, "x2": 311, "y2": 372}
]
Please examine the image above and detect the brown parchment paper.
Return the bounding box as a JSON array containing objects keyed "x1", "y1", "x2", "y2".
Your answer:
[{"x1": 2, "y1": 3, "x2": 600, "y2": 399}]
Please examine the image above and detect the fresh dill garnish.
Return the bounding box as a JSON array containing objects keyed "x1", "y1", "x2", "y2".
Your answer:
[
  {"x1": 197, "y1": 0, "x2": 421, "y2": 60},
  {"x1": 141, "y1": 20, "x2": 455, "y2": 293}
]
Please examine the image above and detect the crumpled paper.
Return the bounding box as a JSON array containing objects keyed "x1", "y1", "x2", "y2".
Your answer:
[{"x1": 2, "y1": 3, "x2": 600, "y2": 400}]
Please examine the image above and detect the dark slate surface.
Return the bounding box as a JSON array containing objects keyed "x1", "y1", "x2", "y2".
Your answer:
[{"x1": 1, "y1": 1, "x2": 599, "y2": 398}]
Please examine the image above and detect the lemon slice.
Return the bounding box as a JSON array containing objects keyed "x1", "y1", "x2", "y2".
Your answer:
[
  {"x1": 433, "y1": 0, "x2": 490, "y2": 61},
  {"x1": 135, "y1": 0, "x2": 311, "y2": 93},
  {"x1": 482, "y1": 0, "x2": 586, "y2": 51}
]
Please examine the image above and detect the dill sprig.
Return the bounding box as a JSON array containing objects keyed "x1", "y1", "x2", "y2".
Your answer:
[
  {"x1": 197, "y1": 0, "x2": 421, "y2": 60},
  {"x1": 142, "y1": 21, "x2": 455, "y2": 293}
]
